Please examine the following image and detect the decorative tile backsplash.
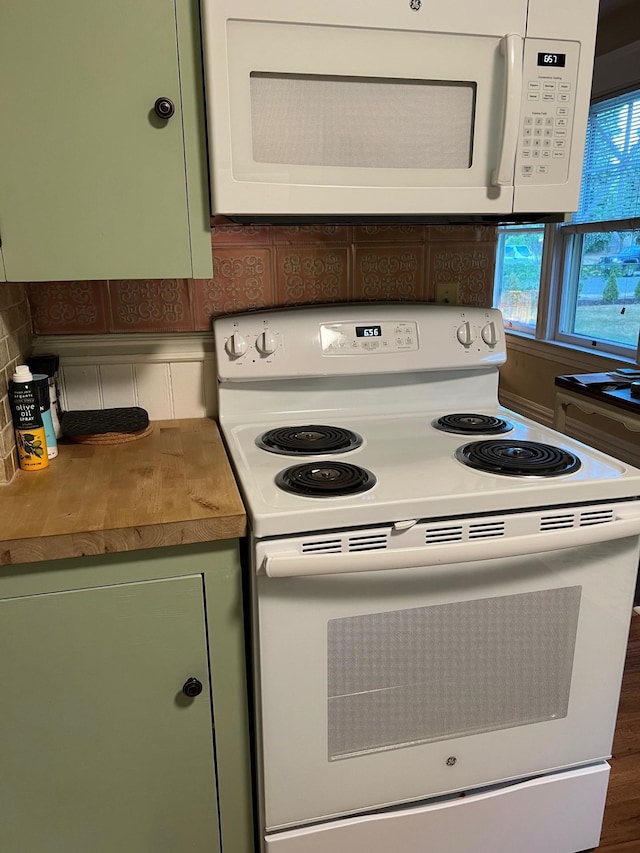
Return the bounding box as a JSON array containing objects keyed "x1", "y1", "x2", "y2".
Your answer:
[
  {"x1": 0, "y1": 283, "x2": 32, "y2": 483},
  {"x1": 27, "y1": 223, "x2": 497, "y2": 335}
]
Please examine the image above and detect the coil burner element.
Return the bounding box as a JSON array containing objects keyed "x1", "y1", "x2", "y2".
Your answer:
[
  {"x1": 275, "y1": 461, "x2": 376, "y2": 497},
  {"x1": 258, "y1": 425, "x2": 363, "y2": 456},
  {"x1": 433, "y1": 414, "x2": 513, "y2": 435},
  {"x1": 455, "y1": 440, "x2": 581, "y2": 477}
]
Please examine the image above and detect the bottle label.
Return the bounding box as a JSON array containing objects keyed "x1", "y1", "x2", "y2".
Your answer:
[
  {"x1": 9, "y1": 380, "x2": 49, "y2": 470},
  {"x1": 16, "y1": 427, "x2": 49, "y2": 470},
  {"x1": 11, "y1": 386, "x2": 42, "y2": 429}
]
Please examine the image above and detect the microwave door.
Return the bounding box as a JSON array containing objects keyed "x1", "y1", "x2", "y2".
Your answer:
[{"x1": 205, "y1": 9, "x2": 528, "y2": 216}]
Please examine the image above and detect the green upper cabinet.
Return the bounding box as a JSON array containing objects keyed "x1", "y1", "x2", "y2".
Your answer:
[{"x1": 0, "y1": 0, "x2": 212, "y2": 282}]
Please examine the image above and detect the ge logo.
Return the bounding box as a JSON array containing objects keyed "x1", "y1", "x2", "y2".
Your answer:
[
  {"x1": 410, "y1": 0, "x2": 422, "y2": 9},
  {"x1": 446, "y1": 756, "x2": 457, "y2": 766}
]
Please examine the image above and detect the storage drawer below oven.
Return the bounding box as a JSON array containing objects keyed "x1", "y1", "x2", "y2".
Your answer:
[{"x1": 265, "y1": 762, "x2": 609, "y2": 853}]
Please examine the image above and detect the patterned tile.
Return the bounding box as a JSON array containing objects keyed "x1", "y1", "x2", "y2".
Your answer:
[
  {"x1": 108, "y1": 280, "x2": 193, "y2": 332},
  {"x1": 192, "y1": 248, "x2": 274, "y2": 329},
  {"x1": 353, "y1": 245, "x2": 425, "y2": 301},
  {"x1": 427, "y1": 225, "x2": 497, "y2": 243},
  {"x1": 27, "y1": 281, "x2": 109, "y2": 335},
  {"x1": 275, "y1": 247, "x2": 350, "y2": 306},
  {"x1": 353, "y1": 224, "x2": 426, "y2": 243},
  {"x1": 427, "y1": 243, "x2": 496, "y2": 307},
  {"x1": 20, "y1": 226, "x2": 498, "y2": 343},
  {"x1": 272, "y1": 225, "x2": 352, "y2": 245},
  {"x1": 211, "y1": 222, "x2": 272, "y2": 247}
]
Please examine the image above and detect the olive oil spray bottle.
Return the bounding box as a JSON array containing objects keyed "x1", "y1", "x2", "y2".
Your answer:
[{"x1": 9, "y1": 365, "x2": 49, "y2": 471}]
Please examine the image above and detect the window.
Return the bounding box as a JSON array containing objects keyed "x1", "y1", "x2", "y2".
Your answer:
[
  {"x1": 494, "y1": 88, "x2": 640, "y2": 361},
  {"x1": 494, "y1": 224, "x2": 545, "y2": 333}
]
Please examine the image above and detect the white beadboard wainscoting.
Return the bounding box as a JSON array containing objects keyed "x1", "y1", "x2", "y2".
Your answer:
[
  {"x1": 499, "y1": 389, "x2": 640, "y2": 469},
  {"x1": 33, "y1": 334, "x2": 217, "y2": 420}
]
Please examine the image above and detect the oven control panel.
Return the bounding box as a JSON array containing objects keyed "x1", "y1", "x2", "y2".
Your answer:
[
  {"x1": 319, "y1": 321, "x2": 418, "y2": 355},
  {"x1": 214, "y1": 305, "x2": 506, "y2": 381}
]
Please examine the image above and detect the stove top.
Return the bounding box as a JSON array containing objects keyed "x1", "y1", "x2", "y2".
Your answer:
[
  {"x1": 213, "y1": 304, "x2": 640, "y2": 538},
  {"x1": 221, "y1": 409, "x2": 636, "y2": 537}
]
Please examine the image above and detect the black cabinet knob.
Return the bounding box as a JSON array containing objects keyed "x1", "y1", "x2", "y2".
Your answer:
[
  {"x1": 182, "y1": 677, "x2": 203, "y2": 698},
  {"x1": 154, "y1": 97, "x2": 175, "y2": 119}
]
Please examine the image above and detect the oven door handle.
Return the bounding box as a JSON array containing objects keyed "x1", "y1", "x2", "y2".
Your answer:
[{"x1": 263, "y1": 512, "x2": 640, "y2": 578}]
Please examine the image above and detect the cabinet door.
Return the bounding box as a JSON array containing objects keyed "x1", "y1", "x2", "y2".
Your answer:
[
  {"x1": 0, "y1": 576, "x2": 220, "y2": 853},
  {"x1": 0, "y1": 0, "x2": 211, "y2": 281}
]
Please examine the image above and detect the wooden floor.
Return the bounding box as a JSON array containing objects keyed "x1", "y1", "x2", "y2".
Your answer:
[{"x1": 597, "y1": 613, "x2": 640, "y2": 851}]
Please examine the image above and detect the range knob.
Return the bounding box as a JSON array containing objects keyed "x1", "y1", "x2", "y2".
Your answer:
[
  {"x1": 256, "y1": 329, "x2": 278, "y2": 356},
  {"x1": 225, "y1": 331, "x2": 248, "y2": 358},
  {"x1": 481, "y1": 321, "x2": 499, "y2": 347},
  {"x1": 456, "y1": 321, "x2": 476, "y2": 348}
]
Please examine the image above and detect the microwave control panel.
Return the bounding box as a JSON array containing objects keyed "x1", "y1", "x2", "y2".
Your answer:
[{"x1": 516, "y1": 39, "x2": 580, "y2": 185}]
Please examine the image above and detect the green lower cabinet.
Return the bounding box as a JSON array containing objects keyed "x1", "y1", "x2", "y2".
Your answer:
[{"x1": 0, "y1": 542, "x2": 253, "y2": 853}]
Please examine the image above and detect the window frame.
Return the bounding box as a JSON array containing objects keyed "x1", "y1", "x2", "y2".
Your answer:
[{"x1": 550, "y1": 218, "x2": 640, "y2": 359}]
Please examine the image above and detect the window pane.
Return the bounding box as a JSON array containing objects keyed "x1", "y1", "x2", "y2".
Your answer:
[
  {"x1": 494, "y1": 226, "x2": 544, "y2": 331},
  {"x1": 573, "y1": 91, "x2": 640, "y2": 224},
  {"x1": 559, "y1": 229, "x2": 640, "y2": 349}
]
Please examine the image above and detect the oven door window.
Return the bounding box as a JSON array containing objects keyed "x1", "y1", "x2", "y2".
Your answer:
[
  {"x1": 255, "y1": 538, "x2": 637, "y2": 831},
  {"x1": 327, "y1": 587, "x2": 579, "y2": 761}
]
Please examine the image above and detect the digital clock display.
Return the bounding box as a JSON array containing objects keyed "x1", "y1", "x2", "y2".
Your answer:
[
  {"x1": 537, "y1": 52, "x2": 566, "y2": 68},
  {"x1": 355, "y1": 325, "x2": 382, "y2": 338}
]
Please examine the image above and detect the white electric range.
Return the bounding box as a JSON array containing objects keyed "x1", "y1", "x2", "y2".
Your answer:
[{"x1": 214, "y1": 303, "x2": 640, "y2": 853}]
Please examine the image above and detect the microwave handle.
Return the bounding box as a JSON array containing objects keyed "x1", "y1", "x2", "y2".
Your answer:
[
  {"x1": 263, "y1": 511, "x2": 640, "y2": 578},
  {"x1": 491, "y1": 33, "x2": 524, "y2": 187}
]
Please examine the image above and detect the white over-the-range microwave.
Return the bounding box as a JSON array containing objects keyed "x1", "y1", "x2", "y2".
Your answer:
[{"x1": 200, "y1": 0, "x2": 599, "y2": 224}]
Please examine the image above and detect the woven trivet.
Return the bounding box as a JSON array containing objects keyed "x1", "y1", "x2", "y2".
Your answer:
[
  {"x1": 61, "y1": 407, "x2": 149, "y2": 437},
  {"x1": 69, "y1": 424, "x2": 153, "y2": 445}
]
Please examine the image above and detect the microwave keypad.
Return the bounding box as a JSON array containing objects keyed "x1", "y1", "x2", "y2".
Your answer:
[{"x1": 517, "y1": 41, "x2": 579, "y2": 184}]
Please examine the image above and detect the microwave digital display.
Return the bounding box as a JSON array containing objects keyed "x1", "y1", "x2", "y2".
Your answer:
[
  {"x1": 537, "y1": 52, "x2": 566, "y2": 68},
  {"x1": 355, "y1": 326, "x2": 382, "y2": 338}
]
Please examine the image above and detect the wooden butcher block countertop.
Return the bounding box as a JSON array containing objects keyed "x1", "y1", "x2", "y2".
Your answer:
[{"x1": 0, "y1": 419, "x2": 246, "y2": 566}]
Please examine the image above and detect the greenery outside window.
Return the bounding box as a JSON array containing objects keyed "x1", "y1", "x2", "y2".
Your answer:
[
  {"x1": 494, "y1": 88, "x2": 640, "y2": 361},
  {"x1": 494, "y1": 224, "x2": 545, "y2": 334},
  {"x1": 556, "y1": 225, "x2": 640, "y2": 355}
]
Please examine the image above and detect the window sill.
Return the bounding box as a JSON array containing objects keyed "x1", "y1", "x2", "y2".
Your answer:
[{"x1": 504, "y1": 331, "x2": 637, "y2": 373}]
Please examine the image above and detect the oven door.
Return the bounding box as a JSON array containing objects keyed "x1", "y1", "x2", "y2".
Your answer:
[
  {"x1": 253, "y1": 522, "x2": 639, "y2": 832},
  {"x1": 202, "y1": 0, "x2": 529, "y2": 216}
]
